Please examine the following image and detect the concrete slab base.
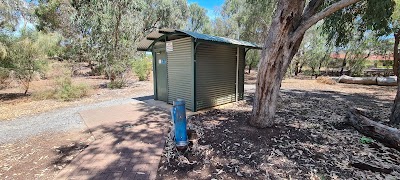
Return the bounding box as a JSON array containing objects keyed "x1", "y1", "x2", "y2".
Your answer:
[{"x1": 56, "y1": 102, "x2": 170, "y2": 180}]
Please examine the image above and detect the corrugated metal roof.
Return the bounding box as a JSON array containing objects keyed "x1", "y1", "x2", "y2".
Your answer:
[
  {"x1": 176, "y1": 30, "x2": 261, "y2": 49},
  {"x1": 137, "y1": 28, "x2": 262, "y2": 51}
]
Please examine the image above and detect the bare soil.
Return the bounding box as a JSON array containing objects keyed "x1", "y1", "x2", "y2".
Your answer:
[
  {"x1": 0, "y1": 73, "x2": 152, "y2": 121},
  {"x1": 0, "y1": 62, "x2": 154, "y2": 179},
  {"x1": 0, "y1": 130, "x2": 93, "y2": 180},
  {"x1": 158, "y1": 72, "x2": 400, "y2": 179}
]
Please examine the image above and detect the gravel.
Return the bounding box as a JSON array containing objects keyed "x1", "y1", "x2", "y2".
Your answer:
[{"x1": 0, "y1": 96, "x2": 149, "y2": 144}]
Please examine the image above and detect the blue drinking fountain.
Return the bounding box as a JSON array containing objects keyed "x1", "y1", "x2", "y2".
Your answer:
[{"x1": 171, "y1": 99, "x2": 188, "y2": 148}]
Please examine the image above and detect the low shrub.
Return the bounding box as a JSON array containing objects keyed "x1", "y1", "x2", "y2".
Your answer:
[
  {"x1": 31, "y1": 76, "x2": 91, "y2": 101},
  {"x1": 349, "y1": 59, "x2": 367, "y2": 77},
  {"x1": 132, "y1": 57, "x2": 152, "y2": 81},
  {"x1": 0, "y1": 67, "x2": 10, "y2": 89},
  {"x1": 55, "y1": 76, "x2": 90, "y2": 101},
  {"x1": 107, "y1": 79, "x2": 126, "y2": 89},
  {"x1": 316, "y1": 76, "x2": 336, "y2": 85}
]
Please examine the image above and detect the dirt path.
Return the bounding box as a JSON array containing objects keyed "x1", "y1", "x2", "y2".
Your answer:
[{"x1": 0, "y1": 96, "x2": 153, "y2": 144}]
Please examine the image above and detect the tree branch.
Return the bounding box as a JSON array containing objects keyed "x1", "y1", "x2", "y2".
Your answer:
[
  {"x1": 292, "y1": 0, "x2": 361, "y2": 41},
  {"x1": 302, "y1": 0, "x2": 324, "y2": 20}
]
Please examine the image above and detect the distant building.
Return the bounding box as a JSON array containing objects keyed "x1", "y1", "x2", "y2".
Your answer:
[{"x1": 330, "y1": 52, "x2": 394, "y2": 61}]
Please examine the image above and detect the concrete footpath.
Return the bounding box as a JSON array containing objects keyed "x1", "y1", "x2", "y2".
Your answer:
[{"x1": 56, "y1": 101, "x2": 170, "y2": 180}]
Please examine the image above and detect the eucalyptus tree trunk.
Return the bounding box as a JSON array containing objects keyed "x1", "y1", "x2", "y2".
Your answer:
[
  {"x1": 390, "y1": 31, "x2": 400, "y2": 124},
  {"x1": 248, "y1": 61, "x2": 253, "y2": 74},
  {"x1": 299, "y1": 62, "x2": 304, "y2": 74},
  {"x1": 340, "y1": 52, "x2": 349, "y2": 76},
  {"x1": 250, "y1": 0, "x2": 361, "y2": 128}
]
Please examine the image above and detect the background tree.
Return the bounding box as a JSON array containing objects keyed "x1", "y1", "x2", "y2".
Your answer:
[
  {"x1": 141, "y1": 0, "x2": 189, "y2": 33},
  {"x1": 5, "y1": 31, "x2": 48, "y2": 94},
  {"x1": 250, "y1": 0, "x2": 393, "y2": 128},
  {"x1": 187, "y1": 3, "x2": 210, "y2": 33},
  {"x1": 215, "y1": 0, "x2": 274, "y2": 73},
  {"x1": 323, "y1": 0, "x2": 400, "y2": 124},
  {"x1": 0, "y1": 0, "x2": 33, "y2": 31},
  {"x1": 294, "y1": 23, "x2": 332, "y2": 78},
  {"x1": 73, "y1": 0, "x2": 145, "y2": 84}
]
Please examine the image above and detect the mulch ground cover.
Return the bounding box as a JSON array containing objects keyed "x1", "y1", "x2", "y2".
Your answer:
[{"x1": 157, "y1": 89, "x2": 400, "y2": 179}]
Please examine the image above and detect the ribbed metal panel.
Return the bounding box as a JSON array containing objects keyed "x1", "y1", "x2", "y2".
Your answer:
[
  {"x1": 196, "y1": 43, "x2": 237, "y2": 110},
  {"x1": 239, "y1": 47, "x2": 245, "y2": 100},
  {"x1": 167, "y1": 37, "x2": 194, "y2": 110}
]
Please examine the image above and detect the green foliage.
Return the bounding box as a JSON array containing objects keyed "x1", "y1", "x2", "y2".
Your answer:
[
  {"x1": 393, "y1": 0, "x2": 400, "y2": 32},
  {"x1": 0, "y1": 41, "x2": 7, "y2": 60},
  {"x1": 6, "y1": 31, "x2": 48, "y2": 94},
  {"x1": 293, "y1": 23, "x2": 332, "y2": 77},
  {"x1": 132, "y1": 56, "x2": 152, "y2": 81},
  {"x1": 325, "y1": 58, "x2": 343, "y2": 69},
  {"x1": 141, "y1": 0, "x2": 189, "y2": 31},
  {"x1": 323, "y1": 0, "x2": 394, "y2": 47},
  {"x1": 349, "y1": 59, "x2": 367, "y2": 76},
  {"x1": 35, "y1": 31, "x2": 64, "y2": 57},
  {"x1": 246, "y1": 50, "x2": 260, "y2": 72},
  {"x1": 35, "y1": 0, "x2": 62, "y2": 32},
  {"x1": 342, "y1": 33, "x2": 379, "y2": 76},
  {"x1": 0, "y1": 29, "x2": 61, "y2": 93},
  {"x1": 216, "y1": 0, "x2": 275, "y2": 41},
  {"x1": 0, "y1": 67, "x2": 10, "y2": 89},
  {"x1": 187, "y1": 3, "x2": 210, "y2": 33},
  {"x1": 214, "y1": 0, "x2": 275, "y2": 70},
  {"x1": 55, "y1": 76, "x2": 90, "y2": 101},
  {"x1": 73, "y1": 0, "x2": 144, "y2": 81},
  {"x1": 32, "y1": 74, "x2": 91, "y2": 101},
  {"x1": 72, "y1": 0, "x2": 189, "y2": 81},
  {"x1": 0, "y1": 0, "x2": 32, "y2": 31},
  {"x1": 360, "y1": 137, "x2": 374, "y2": 144}
]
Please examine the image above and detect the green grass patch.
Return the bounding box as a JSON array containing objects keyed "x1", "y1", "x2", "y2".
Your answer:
[{"x1": 360, "y1": 137, "x2": 374, "y2": 144}]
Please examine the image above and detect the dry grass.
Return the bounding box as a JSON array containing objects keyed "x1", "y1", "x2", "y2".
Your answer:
[
  {"x1": 281, "y1": 78, "x2": 397, "y2": 101},
  {"x1": 0, "y1": 60, "x2": 153, "y2": 120},
  {"x1": 316, "y1": 76, "x2": 337, "y2": 85},
  {"x1": 0, "y1": 76, "x2": 152, "y2": 120}
]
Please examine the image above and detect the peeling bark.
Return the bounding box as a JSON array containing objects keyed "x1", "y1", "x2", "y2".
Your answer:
[
  {"x1": 390, "y1": 31, "x2": 400, "y2": 124},
  {"x1": 251, "y1": 0, "x2": 306, "y2": 128},
  {"x1": 391, "y1": 81, "x2": 400, "y2": 124}
]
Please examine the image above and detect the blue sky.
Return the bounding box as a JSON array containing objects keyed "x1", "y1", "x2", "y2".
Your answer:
[{"x1": 187, "y1": 0, "x2": 224, "y2": 19}]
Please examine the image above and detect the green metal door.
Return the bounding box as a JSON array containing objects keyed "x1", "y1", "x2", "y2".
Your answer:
[{"x1": 156, "y1": 51, "x2": 168, "y2": 101}]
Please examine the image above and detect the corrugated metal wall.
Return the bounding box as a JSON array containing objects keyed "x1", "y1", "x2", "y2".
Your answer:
[
  {"x1": 239, "y1": 47, "x2": 245, "y2": 100},
  {"x1": 167, "y1": 37, "x2": 194, "y2": 110},
  {"x1": 196, "y1": 43, "x2": 237, "y2": 110}
]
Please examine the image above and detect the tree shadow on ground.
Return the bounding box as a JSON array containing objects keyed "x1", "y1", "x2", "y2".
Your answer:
[
  {"x1": 52, "y1": 101, "x2": 172, "y2": 179},
  {"x1": 132, "y1": 95, "x2": 154, "y2": 101},
  {"x1": 0, "y1": 93, "x2": 29, "y2": 101},
  {"x1": 245, "y1": 88, "x2": 393, "y2": 123},
  {"x1": 158, "y1": 89, "x2": 400, "y2": 179}
]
